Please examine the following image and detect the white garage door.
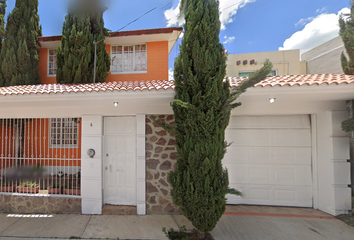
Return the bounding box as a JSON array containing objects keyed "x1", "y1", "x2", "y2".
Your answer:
[{"x1": 224, "y1": 115, "x2": 313, "y2": 207}]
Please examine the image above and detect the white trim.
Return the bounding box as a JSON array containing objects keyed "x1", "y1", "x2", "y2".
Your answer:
[
  {"x1": 136, "y1": 114, "x2": 146, "y2": 215},
  {"x1": 111, "y1": 71, "x2": 147, "y2": 75},
  {"x1": 47, "y1": 49, "x2": 57, "y2": 77},
  {"x1": 311, "y1": 114, "x2": 319, "y2": 209}
]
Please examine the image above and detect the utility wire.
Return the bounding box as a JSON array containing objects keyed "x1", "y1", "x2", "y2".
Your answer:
[
  {"x1": 115, "y1": 7, "x2": 158, "y2": 32},
  {"x1": 222, "y1": 0, "x2": 245, "y2": 11}
]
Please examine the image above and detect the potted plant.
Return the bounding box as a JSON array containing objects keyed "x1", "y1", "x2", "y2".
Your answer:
[
  {"x1": 64, "y1": 186, "x2": 81, "y2": 195},
  {"x1": 17, "y1": 181, "x2": 39, "y2": 194},
  {"x1": 1, "y1": 181, "x2": 16, "y2": 193},
  {"x1": 64, "y1": 172, "x2": 80, "y2": 195},
  {"x1": 48, "y1": 182, "x2": 62, "y2": 194}
]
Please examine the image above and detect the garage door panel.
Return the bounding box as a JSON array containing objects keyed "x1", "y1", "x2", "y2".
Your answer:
[
  {"x1": 227, "y1": 164, "x2": 311, "y2": 185},
  {"x1": 225, "y1": 115, "x2": 313, "y2": 208},
  {"x1": 224, "y1": 147, "x2": 311, "y2": 165},
  {"x1": 226, "y1": 184, "x2": 312, "y2": 207},
  {"x1": 227, "y1": 129, "x2": 311, "y2": 147},
  {"x1": 228, "y1": 115, "x2": 311, "y2": 129}
]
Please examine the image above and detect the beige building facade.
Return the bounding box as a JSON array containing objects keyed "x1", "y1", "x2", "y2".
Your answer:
[
  {"x1": 301, "y1": 36, "x2": 345, "y2": 74},
  {"x1": 226, "y1": 49, "x2": 307, "y2": 77}
]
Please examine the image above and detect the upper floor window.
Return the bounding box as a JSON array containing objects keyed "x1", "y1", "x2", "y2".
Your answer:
[
  {"x1": 111, "y1": 44, "x2": 147, "y2": 73},
  {"x1": 48, "y1": 49, "x2": 57, "y2": 76},
  {"x1": 50, "y1": 118, "x2": 79, "y2": 148},
  {"x1": 238, "y1": 70, "x2": 277, "y2": 78}
]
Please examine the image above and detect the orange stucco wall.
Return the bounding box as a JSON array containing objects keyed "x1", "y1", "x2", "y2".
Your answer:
[
  {"x1": 0, "y1": 119, "x2": 81, "y2": 169},
  {"x1": 38, "y1": 48, "x2": 57, "y2": 84},
  {"x1": 105, "y1": 41, "x2": 168, "y2": 82},
  {"x1": 38, "y1": 41, "x2": 169, "y2": 84},
  {"x1": 0, "y1": 124, "x2": 15, "y2": 170}
]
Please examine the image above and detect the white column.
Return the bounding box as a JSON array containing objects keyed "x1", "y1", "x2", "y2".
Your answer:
[
  {"x1": 136, "y1": 114, "x2": 146, "y2": 215},
  {"x1": 331, "y1": 111, "x2": 351, "y2": 215},
  {"x1": 81, "y1": 115, "x2": 103, "y2": 214},
  {"x1": 316, "y1": 111, "x2": 351, "y2": 215}
]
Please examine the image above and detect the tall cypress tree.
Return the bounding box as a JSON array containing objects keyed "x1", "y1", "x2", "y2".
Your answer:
[
  {"x1": 339, "y1": 1, "x2": 354, "y2": 198},
  {"x1": 0, "y1": 0, "x2": 6, "y2": 50},
  {"x1": 56, "y1": 0, "x2": 110, "y2": 84},
  {"x1": 0, "y1": 0, "x2": 41, "y2": 87},
  {"x1": 0, "y1": 0, "x2": 6, "y2": 85},
  {"x1": 339, "y1": 0, "x2": 354, "y2": 75},
  {"x1": 169, "y1": 0, "x2": 272, "y2": 235},
  {"x1": 340, "y1": 1, "x2": 354, "y2": 132}
]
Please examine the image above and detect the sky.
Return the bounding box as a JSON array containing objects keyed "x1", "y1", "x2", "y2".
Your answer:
[{"x1": 3, "y1": 0, "x2": 351, "y2": 79}]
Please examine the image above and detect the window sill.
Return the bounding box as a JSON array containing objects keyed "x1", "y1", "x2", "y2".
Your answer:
[
  {"x1": 111, "y1": 71, "x2": 147, "y2": 75},
  {"x1": 47, "y1": 75, "x2": 56, "y2": 77}
]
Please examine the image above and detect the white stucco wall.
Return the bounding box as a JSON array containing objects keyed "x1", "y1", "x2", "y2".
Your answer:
[
  {"x1": 302, "y1": 36, "x2": 345, "y2": 74},
  {"x1": 0, "y1": 85, "x2": 352, "y2": 215}
]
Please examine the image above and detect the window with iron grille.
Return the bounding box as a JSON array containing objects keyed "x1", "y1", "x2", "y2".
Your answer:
[
  {"x1": 50, "y1": 118, "x2": 79, "y2": 148},
  {"x1": 111, "y1": 44, "x2": 147, "y2": 73},
  {"x1": 48, "y1": 49, "x2": 57, "y2": 76}
]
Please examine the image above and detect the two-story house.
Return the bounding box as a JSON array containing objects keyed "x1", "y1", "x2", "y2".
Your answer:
[{"x1": 0, "y1": 27, "x2": 353, "y2": 217}]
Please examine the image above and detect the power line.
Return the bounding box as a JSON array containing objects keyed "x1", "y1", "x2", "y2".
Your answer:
[
  {"x1": 222, "y1": 0, "x2": 245, "y2": 12},
  {"x1": 115, "y1": 7, "x2": 158, "y2": 32}
]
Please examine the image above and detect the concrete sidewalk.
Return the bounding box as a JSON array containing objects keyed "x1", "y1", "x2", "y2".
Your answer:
[{"x1": 0, "y1": 207, "x2": 353, "y2": 239}]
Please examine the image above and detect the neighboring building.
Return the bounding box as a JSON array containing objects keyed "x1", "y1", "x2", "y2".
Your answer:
[
  {"x1": 302, "y1": 36, "x2": 345, "y2": 74},
  {"x1": 0, "y1": 27, "x2": 353, "y2": 217},
  {"x1": 226, "y1": 49, "x2": 307, "y2": 77}
]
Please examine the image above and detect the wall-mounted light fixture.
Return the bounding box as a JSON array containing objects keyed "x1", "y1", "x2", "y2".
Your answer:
[
  {"x1": 269, "y1": 98, "x2": 276, "y2": 104},
  {"x1": 113, "y1": 102, "x2": 119, "y2": 107}
]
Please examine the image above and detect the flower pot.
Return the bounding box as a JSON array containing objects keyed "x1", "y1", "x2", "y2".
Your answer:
[
  {"x1": 17, "y1": 185, "x2": 39, "y2": 194},
  {"x1": 64, "y1": 188, "x2": 80, "y2": 195},
  {"x1": 39, "y1": 189, "x2": 49, "y2": 195},
  {"x1": 0, "y1": 185, "x2": 16, "y2": 193},
  {"x1": 48, "y1": 186, "x2": 61, "y2": 194}
]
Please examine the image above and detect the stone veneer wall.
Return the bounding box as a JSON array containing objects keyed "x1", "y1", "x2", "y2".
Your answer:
[
  {"x1": 0, "y1": 195, "x2": 81, "y2": 214},
  {"x1": 145, "y1": 115, "x2": 180, "y2": 214}
]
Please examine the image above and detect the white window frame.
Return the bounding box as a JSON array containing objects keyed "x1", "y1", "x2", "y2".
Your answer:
[
  {"x1": 49, "y1": 118, "x2": 79, "y2": 149},
  {"x1": 47, "y1": 49, "x2": 57, "y2": 77},
  {"x1": 110, "y1": 43, "x2": 147, "y2": 74}
]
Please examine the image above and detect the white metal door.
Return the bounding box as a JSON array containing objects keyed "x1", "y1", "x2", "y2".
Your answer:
[
  {"x1": 104, "y1": 117, "x2": 136, "y2": 205},
  {"x1": 224, "y1": 115, "x2": 313, "y2": 207}
]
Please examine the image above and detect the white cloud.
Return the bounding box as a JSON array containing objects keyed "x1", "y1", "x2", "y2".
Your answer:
[
  {"x1": 295, "y1": 16, "x2": 314, "y2": 28},
  {"x1": 164, "y1": 0, "x2": 257, "y2": 30},
  {"x1": 219, "y1": 0, "x2": 257, "y2": 30},
  {"x1": 316, "y1": 7, "x2": 327, "y2": 15},
  {"x1": 279, "y1": 8, "x2": 350, "y2": 54},
  {"x1": 164, "y1": 3, "x2": 184, "y2": 27},
  {"x1": 223, "y1": 35, "x2": 235, "y2": 44},
  {"x1": 169, "y1": 68, "x2": 174, "y2": 80}
]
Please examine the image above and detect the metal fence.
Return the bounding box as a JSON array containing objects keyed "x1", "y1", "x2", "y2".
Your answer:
[{"x1": 0, "y1": 118, "x2": 81, "y2": 196}]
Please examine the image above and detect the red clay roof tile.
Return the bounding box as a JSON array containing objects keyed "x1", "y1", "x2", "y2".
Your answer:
[
  {"x1": 0, "y1": 80, "x2": 176, "y2": 96},
  {"x1": 0, "y1": 74, "x2": 353, "y2": 96},
  {"x1": 228, "y1": 74, "x2": 354, "y2": 88}
]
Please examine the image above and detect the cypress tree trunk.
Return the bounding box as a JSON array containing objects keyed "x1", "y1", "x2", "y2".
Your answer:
[
  {"x1": 56, "y1": 0, "x2": 110, "y2": 84},
  {"x1": 169, "y1": 0, "x2": 272, "y2": 235},
  {"x1": 0, "y1": 0, "x2": 41, "y2": 87}
]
